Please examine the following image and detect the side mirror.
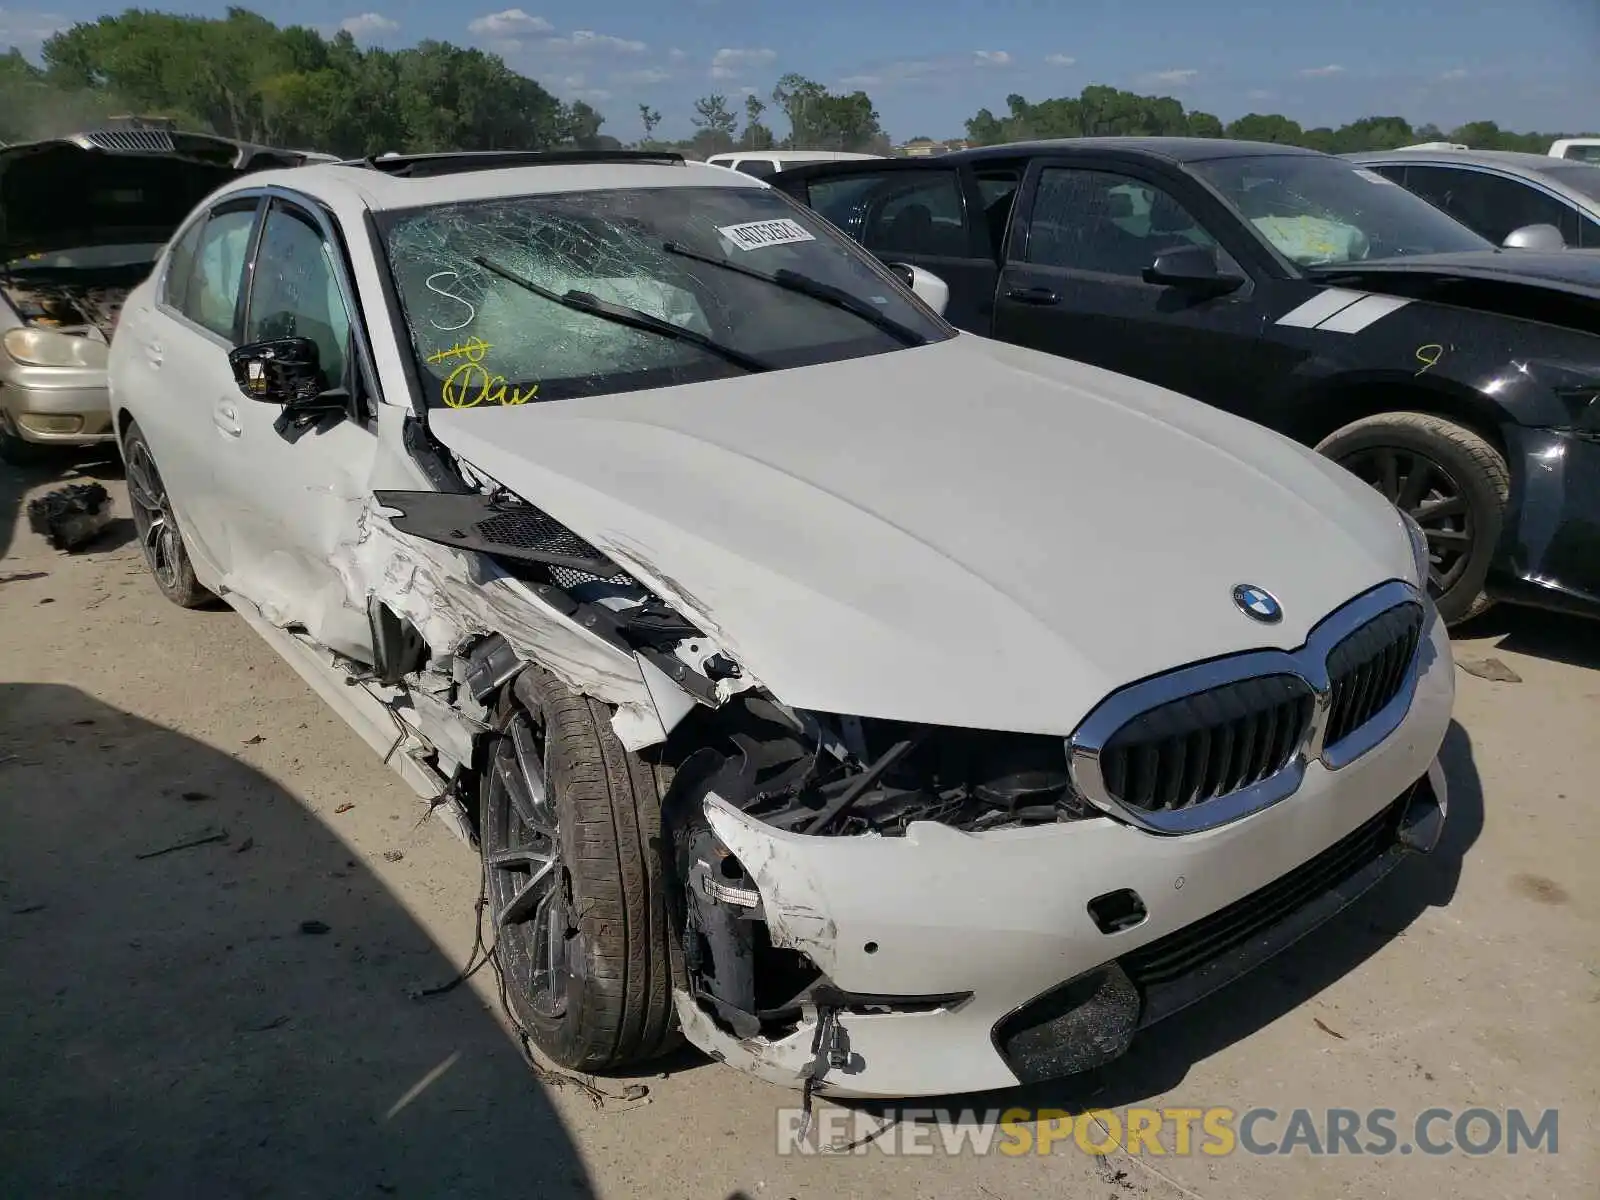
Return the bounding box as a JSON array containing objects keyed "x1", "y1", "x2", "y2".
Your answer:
[
  {"x1": 886, "y1": 261, "x2": 950, "y2": 316},
  {"x1": 1502, "y1": 223, "x2": 1566, "y2": 251},
  {"x1": 1142, "y1": 243, "x2": 1245, "y2": 296},
  {"x1": 228, "y1": 337, "x2": 330, "y2": 406}
]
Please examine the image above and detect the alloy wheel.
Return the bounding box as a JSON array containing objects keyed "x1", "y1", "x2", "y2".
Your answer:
[
  {"x1": 1338, "y1": 445, "x2": 1474, "y2": 596},
  {"x1": 483, "y1": 706, "x2": 572, "y2": 1021},
  {"x1": 125, "y1": 441, "x2": 184, "y2": 593}
]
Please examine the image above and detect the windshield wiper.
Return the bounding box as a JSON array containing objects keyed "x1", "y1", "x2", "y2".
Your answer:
[
  {"x1": 661, "y1": 242, "x2": 926, "y2": 347},
  {"x1": 470, "y1": 255, "x2": 772, "y2": 374}
]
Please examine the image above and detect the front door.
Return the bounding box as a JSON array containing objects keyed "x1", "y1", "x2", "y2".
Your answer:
[
  {"x1": 993, "y1": 160, "x2": 1267, "y2": 408},
  {"x1": 207, "y1": 195, "x2": 381, "y2": 662}
]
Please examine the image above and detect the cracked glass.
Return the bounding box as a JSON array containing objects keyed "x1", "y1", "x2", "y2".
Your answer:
[{"x1": 378, "y1": 184, "x2": 950, "y2": 410}]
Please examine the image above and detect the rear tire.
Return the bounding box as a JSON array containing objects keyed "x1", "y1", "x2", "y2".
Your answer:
[
  {"x1": 480, "y1": 664, "x2": 682, "y2": 1071},
  {"x1": 1315, "y1": 411, "x2": 1509, "y2": 626},
  {"x1": 122, "y1": 422, "x2": 212, "y2": 609}
]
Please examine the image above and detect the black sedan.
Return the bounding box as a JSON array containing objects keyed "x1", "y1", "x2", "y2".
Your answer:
[{"x1": 771, "y1": 138, "x2": 1600, "y2": 626}]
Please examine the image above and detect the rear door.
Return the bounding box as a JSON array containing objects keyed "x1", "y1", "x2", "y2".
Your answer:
[
  {"x1": 129, "y1": 191, "x2": 266, "y2": 576},
  {"x1": 992, "y1": 155, "x2": 1269, "y2": 406},
  {"x1": 772, "y1": 160, "x2": 1001, "y2": 331}
]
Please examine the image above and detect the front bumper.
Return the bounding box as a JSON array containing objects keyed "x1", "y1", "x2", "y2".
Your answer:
[
  {"x1": 0, "y1": 361, "x2": 114, "y2": 445},
  {"x1": 674, "y1": 614, "x2": 1455, "y2": 1098},
  {"x1": 1490, "y1": 426, "x2": 1600, "y2": 618}
]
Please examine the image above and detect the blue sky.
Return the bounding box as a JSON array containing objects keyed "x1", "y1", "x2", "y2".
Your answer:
[{"x1": 2, "y1": 0, "x2": 1596, "y2": 142}]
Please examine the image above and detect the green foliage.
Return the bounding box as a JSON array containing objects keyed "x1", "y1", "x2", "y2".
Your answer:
[
  {"x1": 966, "y1": 87, "x2": 1591, "y2": 155},
  {"x1": 2, "y1": 6, "x2": 602, "y2": 154}
]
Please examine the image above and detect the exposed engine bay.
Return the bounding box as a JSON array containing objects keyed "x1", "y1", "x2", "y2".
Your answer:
[
  {"x1": 369, "y1": 452, "x2": 1095, "y2": 1065},
  {"x1": 0, "y1": 262, "x2": 148, "y2": 341}
]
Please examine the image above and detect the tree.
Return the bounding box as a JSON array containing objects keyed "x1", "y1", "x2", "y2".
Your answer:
[
  {"x1": 32, "y1": 6, "x2": 592, "y2": 156},
  {"x1": 691, "y1": 92, "x2": 738, "y2": 154},
  {"x1": 961, "y1": 84, "x2": 1592, "y2": 156},
  {"x1": 639, "y1": 103, "x2": 661, "y2": 141},
  {"x1": 743, "y1": 93, "x2": 773, "y2": 150},
  {"x1": 769, "y1": 73, "x2": 882, "y2": 151}
]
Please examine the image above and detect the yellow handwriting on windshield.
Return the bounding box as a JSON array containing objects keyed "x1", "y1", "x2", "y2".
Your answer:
[{"x1": 427, "y1": 337, "x2": 539, "y2": 408}]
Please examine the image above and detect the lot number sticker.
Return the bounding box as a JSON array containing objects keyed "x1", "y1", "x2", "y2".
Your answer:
[{"x1": 716, "y1": 218, "x2": 817, "y2": 251}]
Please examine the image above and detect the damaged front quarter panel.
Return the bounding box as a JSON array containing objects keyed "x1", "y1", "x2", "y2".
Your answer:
[{"x1": 362, "y1": 484, "x2": 758, "y2": 751}]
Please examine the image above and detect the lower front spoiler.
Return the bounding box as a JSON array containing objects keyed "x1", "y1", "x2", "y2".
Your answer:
[
  {"x1": 673, "y1": 756, "x2": 1449, "y2": 1099},
  {"x1": 994, "y1": 761, "x2": 1446, "y2": 1086}
]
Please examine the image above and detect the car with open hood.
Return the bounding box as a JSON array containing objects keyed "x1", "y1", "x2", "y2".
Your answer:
[
  {"x1": 0, "y1": 121, "x2": 317, "y2": 463},
  {"x1": 771, "y1": 138, "x2": 1600, "y2": 626},
  {"x1": 105, "y1": 149, "x2": 1454, "y2": 1099}
]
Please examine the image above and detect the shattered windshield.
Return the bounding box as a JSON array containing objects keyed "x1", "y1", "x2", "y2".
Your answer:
[
  {"x1": 1190, "y1": 154, "x2": 1494, "y2": 265},
  {"x1": 379, "y1": 185, "x2": 950, "y2": 409}
]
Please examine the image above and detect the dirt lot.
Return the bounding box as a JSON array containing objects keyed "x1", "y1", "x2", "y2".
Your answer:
[{"x1": 2, "y1": 452, "x2": 1596, "y2": 1199}]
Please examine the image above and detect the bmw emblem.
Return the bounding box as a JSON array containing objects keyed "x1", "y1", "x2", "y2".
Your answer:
[{"x1": 1232, "y1": 584, "x2": 1283, "y2": 624}]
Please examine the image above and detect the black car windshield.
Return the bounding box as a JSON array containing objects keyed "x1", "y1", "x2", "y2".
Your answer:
[
  {"x1": 1190, "y1": 154, "x2": 1494, "y2": 266},
  {"x1": 379, "y1": 184, "x2": 949, "y2": 409}
]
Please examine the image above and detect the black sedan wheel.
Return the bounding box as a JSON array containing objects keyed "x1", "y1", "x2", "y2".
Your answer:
[
  {"x1": 1317, "y1": 411, "x2": 1509, "y2": 625},
  {"x1": 122, "y1": 422, "x2": 212, "y2": 608},
  {"x1": 481, "y1": 665, "x2": 681, "y2": 1071}
]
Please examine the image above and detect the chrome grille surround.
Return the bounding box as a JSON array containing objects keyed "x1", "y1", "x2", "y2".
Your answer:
[{"x1": 1066, "y1": 580, "x2": 1429, "y2": 835}]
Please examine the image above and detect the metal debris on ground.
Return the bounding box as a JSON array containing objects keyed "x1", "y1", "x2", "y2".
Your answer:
[
  {"x1": 1314, "y1": 1016, "x2": 1346, "y2": 1039},
  {"x1": 134, "y1": 829, "x2": 229, "y2": 859},
  {"x1": 26, "y1": 482, "x2": 114, "y2": 552},
  {"x1": 1457, "y1": 656, "x2": 1523, "y2": 683},
  {"x1": 299, "y1": 920, "x2": 331, "y2": 935},
  {"x1": 334, "y1": 802, "x2": 355, "y2": 813}
]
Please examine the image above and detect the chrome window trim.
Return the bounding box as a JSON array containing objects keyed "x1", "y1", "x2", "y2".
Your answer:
[{"x1": 1065, "y1": 579, "x2": 1426, "y2": 836}]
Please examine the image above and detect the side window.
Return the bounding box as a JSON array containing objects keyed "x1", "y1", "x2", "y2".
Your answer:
[
  {"x1": 161, "y1": 216, "x2": 206, "y2": 312},
  {"x1": 1404, "y1": 167, "x2": 1580, "y2": 245},
  {"x1": 244, "y1": 201, "x2": 353, "y2": 388},
  {"x1": 860, "y1": 172, "x2": 968, "y2": 256},
  {"x1": 735, "y1": 159, "x2": 777, "y2": 179},
  {"x1": 1581, "y1": 215, "x2": 1600, "y2": 250},
  {"x1": 1025, "y1": 168, "x2": 1224, "y2": 277},
  {"x1": 806, "y1": 171, "x2": 970, "y2": 256},
  {"x1": 177, "y1": 205, "x2": 259, "y2": 339}
]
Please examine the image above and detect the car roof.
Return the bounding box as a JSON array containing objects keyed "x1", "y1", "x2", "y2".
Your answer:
[
  {"x1": 1347, "y1": 147, "x2": 1576, "y2": 174},
  {"x1": 940, "y1": 137, "x2": 1327, "y2": 165},
  {"x1": 211, "y1": 152, "x2": 769, "y2": 213}
]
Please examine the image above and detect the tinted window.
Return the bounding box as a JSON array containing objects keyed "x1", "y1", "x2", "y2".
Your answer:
[
  {"x1": 178, "y1": 205, "x2": 259, "y2": 339},
  {"x1": 1191, "y1": 154, "x2": 1491, "y2": 263},
  {"x1": 735, "y1": 159, "x2": 777, "y2": 178},
  {"x1": 244, "y1": 201, "x2": 352, "y2": 387},
  {"x1": 380, "y1": 185, "x2": 949, "y2": 410},
  {"x1": 805, "y1": 170, "x2": 970, "y2": 256},
  {"x1": 1024, "y1": 168, "x2": 1223, "y2": 277},
  {"x1": 1400, "y1": 166, "x2": 1580, "y2": 246}
]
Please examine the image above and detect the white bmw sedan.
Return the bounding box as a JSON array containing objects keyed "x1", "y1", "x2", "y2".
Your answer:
[{"x1": 106, "y1": 150, "x2": 1454, "y2": 1098}]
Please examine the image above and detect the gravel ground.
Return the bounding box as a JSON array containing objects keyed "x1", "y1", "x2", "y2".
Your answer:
[{"x1": 2, "y1": 451, "x2": 1595, "y2": 1199}]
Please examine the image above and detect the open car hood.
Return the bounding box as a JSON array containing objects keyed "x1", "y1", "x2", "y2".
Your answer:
[
  {"x1": 427, "y1": 335, "x2": 1412, "y2": 736},
  {"x1": 0, "y1": 130, "x2": 309, "y2": 261}
]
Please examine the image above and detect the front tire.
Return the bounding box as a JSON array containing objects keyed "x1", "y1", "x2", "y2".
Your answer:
[
  {"x1": 1316, "y1": 411, "x2": 1509, "y2": 626},
  {"x1": 480, "y1": 665, "x2": 681, "y2": 1071},
  {"x1": 122, "y1": 422, "x2": 212, "y2": 609}
]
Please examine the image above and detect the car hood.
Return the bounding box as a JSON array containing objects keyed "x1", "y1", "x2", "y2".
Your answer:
[
  {"x1": 427, "y1": 335, "x2": 1411, "y2": 736},
  {"x1": 0, "y1": 132, "x2": 306, "y2": 261},
  {"x1": 1313, "y1": 249, "x2": 1600, "y2": 300}
]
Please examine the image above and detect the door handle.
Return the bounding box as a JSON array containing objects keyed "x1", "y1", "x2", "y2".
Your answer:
[
  {"x1": 213, "y1": 399, "x2": 242, "y2": 438},
  {"x1": 1005, "y1": 286, "x2": 1060, "y2": 306}
]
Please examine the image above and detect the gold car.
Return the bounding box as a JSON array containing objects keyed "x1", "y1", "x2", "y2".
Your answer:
[{"x1": 0, "y1": 121, "x2": 320, "y2": 464}]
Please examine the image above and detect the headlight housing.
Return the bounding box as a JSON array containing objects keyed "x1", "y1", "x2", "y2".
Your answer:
[
  {"x1": 1399, "y1": 508, "x2": 1431, "y2": 589},
  {"x1": 2, "y1": 327, "x2": 108, "y2": 369}
]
